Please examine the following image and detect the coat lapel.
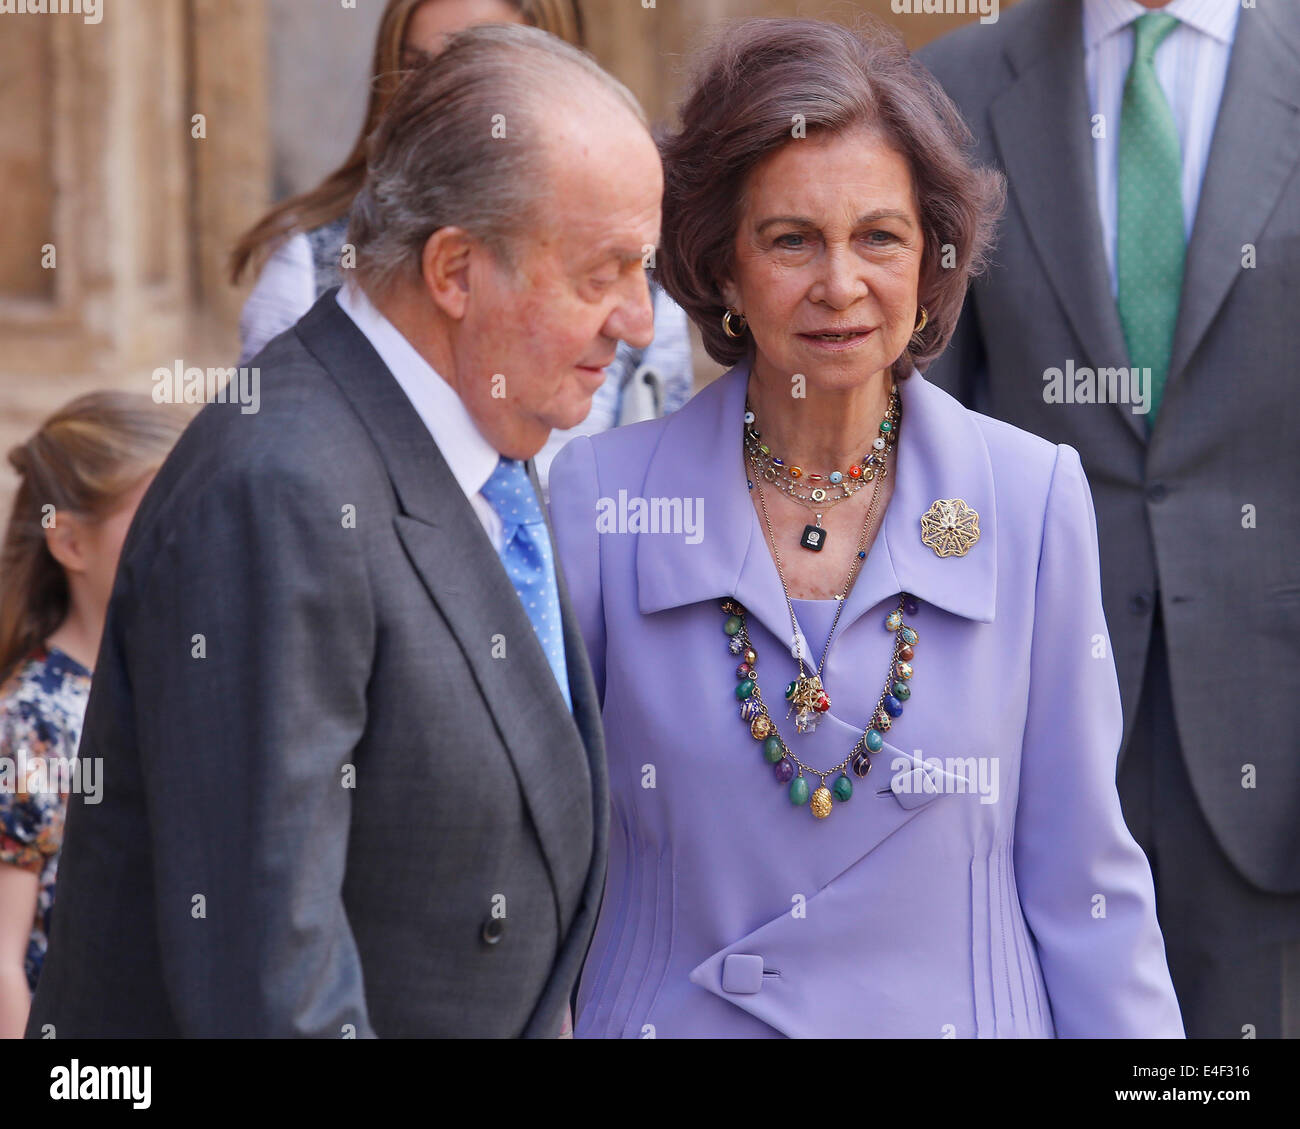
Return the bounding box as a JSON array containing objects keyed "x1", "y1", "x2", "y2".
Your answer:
[
  {"x1": 636, "y1": 359, "x2": 997, "y2": 651},
  {"x1": 1163, "y1": 3, "x2": 1300, "y2": 410},
  {"x1": 986, "y1": 0, "x2": 1143, "y2": 443},
  {"x1": 295, "y1": 291, "x2": 596, "y2": 934}
]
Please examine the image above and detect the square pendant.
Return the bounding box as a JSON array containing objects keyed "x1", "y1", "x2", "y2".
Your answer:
[{"x1": 800, "y1": 524, "x2": 827, "y2": 552}]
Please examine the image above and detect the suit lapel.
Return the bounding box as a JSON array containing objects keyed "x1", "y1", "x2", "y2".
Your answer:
[
  {"x1": 295, "y1": 291, "x2": 596, "y2": 933},
  {"x1": 986, "y1": 0, "x2": 1143, "y2": 442},
  {"x1": 1164, "y1": 3, "x2": 1300, "y2": 403}
]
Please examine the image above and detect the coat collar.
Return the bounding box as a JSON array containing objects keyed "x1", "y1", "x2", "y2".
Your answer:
[
  {"x1": 636, "y1": 358, "x2": 997, "y2": 646},
  {"x1": 294, "y1": 289, "x2": 601, "y2": 936}
]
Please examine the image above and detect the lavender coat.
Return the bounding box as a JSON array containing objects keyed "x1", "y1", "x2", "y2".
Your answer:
[{"x1": 547, "y1": 359, "x2": 1183, "y2": 1038}]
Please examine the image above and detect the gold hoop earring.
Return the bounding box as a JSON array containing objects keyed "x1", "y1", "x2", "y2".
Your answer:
[
  {"x1": 913, "y1": 305, "x2": 928, "y2": 334},
  {"x1": 722, "y1": 308, "x2": 748, "y2": 339}
]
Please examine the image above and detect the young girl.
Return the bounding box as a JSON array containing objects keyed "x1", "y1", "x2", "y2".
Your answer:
[{"x1": 0, "y1": 392, "x2": 183, "y2": 1037}]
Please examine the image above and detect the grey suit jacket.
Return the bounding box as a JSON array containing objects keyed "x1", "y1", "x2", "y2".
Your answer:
[
  {"x1": 919, "y1": 0, "x2": 1300, "y2": 892},
  {"x1": 27, "y1": 290, "x2": 609, "y2": 1036}
]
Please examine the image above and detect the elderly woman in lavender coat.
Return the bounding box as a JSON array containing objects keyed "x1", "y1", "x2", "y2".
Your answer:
[{"x1": 547, "y1": 18, "x2": 1183, "y2": 1038}]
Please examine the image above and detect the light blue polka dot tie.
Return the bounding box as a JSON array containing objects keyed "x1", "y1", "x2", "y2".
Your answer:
[{"x1": 480, "y1": 456, "x2": 572, "y2": 712}]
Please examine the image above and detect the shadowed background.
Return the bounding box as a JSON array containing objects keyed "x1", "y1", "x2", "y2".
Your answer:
[{"x1": 0, "y1": 0, "x2": 1016, "y2": 512}]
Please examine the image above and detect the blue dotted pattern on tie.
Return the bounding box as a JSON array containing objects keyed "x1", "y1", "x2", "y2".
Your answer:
[{"x1": 480, "y1": 456, "x2": 572, "y2": 711}]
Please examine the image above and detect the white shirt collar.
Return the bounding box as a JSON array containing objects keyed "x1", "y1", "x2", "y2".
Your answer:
[
  {"x1": 1083, "y1": 0, "x2": 1238, "y2": 52},
  {"x1": 335, "y1": 280, "x2": 501, "y2": 499}
]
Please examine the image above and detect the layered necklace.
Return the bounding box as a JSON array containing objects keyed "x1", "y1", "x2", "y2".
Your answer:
[
  {"x1": 725, "y1": 387, "x2": 921, "y2": 820},
  {"x1": 744, "y1": 390, "x2": 900, "y2": 552},
  {"x1": 724, "y1": 594, "x2": 919, "y2": 819}
]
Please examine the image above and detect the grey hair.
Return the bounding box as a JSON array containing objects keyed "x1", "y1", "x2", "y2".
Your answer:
[{"x1": 348, "y1": 23, "x2": 647, "y2": 299}]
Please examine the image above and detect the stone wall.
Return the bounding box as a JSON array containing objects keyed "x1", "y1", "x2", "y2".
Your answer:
[{"x1": 0, "y1": 0, "x2": 1007, "y2": 515}]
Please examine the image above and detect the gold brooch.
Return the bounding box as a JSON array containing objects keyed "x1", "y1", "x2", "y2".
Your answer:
[{"x1": 921, "y1": 499, "x2": 980, "y2": 558}]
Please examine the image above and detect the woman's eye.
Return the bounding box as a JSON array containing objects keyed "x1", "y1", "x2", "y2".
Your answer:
[
  {"x1": 774, "y1": 234, "x2": 806, "y2": 249},
  {"x1": 866, "y1": 230, "x2": 898, "y2": 244}
]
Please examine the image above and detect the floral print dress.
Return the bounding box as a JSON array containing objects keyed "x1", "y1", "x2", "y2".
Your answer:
[{"x1": 0, "y1": 646, "x2": 91, "y2": 994}]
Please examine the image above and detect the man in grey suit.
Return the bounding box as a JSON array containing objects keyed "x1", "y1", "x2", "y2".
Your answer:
[
  {"x1": 919, "y1": 0, "x2": 1300, "y2": 1036},
  {"x1": 28, "y1": 25, "x2": 661, "y2": 1037}
]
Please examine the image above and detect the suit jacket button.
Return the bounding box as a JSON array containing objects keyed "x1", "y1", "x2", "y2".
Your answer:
[
  {"x1": 481, "y1": 918, "x2": 505, "y2": 946},
  {"x1": 1129, "y1": 591, "x2": 1152, "y2": 615}
]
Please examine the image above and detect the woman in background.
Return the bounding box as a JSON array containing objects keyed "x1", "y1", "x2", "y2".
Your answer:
[
  {"x1": 231, "y1": 0, "x2": 693, "y2": 489},
  {"x1": 0, "y1": 392, "x2": 183, "y2": 1037}
]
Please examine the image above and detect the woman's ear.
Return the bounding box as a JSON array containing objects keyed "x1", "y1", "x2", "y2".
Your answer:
[
  {"x1": 718, "y1": 278, "x2": 741, "y2": 315},
  {"x1": 44, "y1": 513, "x2": 89, "y2": 576}
]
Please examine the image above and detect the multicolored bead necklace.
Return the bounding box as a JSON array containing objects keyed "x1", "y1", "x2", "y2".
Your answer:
[
  {"x1": 722, "y1": 593, "x2": 921, "y2": 819},
  {"x1": 752, "y1": 464, "x2": 885, "y2": 735},
  {"x1": 744, "y1": 388, "x2": 900, "y2": 552}
]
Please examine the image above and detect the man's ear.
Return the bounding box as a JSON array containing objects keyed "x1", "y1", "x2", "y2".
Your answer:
[
  {"x1": 420, "y1": 226, "x2": 475, "y2": 320},
  {"x1": 44, "y1": 515, "x2": 88, "y2": 576}
]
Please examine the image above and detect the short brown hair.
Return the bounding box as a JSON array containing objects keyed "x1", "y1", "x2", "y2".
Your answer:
[{"x1": 656, "y1": 17, "x2": 1004, "y2": 380}]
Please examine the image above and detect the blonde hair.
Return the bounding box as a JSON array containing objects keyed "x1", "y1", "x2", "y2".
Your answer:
[
  {"x1": 228, "y1": 0, "x2": 586, "y2": 285},
  {"x1": 0, "y1": 392, "x2": 186, "y2": 682}
]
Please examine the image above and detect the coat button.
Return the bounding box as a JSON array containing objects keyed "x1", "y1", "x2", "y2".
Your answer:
[
  {"x1": 1129, "y1": 591, "x2": 1152, "y2": 615},
  {"x1": 721, "y1": 953, "x2": 765, "y2": 994},
  {"x1": 481, "y1": 918, "x2": 505, "y2": 946},
  {"x1": 1146, "y1": 483, "x2": 1167, "y2": 503}
]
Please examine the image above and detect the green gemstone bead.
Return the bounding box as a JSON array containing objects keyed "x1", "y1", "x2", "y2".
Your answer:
[
  {"x1": 724, "y1": 615, "x2": 743, "y2": 637},
  {"x1": 735, "y1": 678, "x2": 755, "y2": 700},
  {"x1": 789, "y1": 776, "x2": 810, "y2": 805},
  {"x1": 893, "y1": 681, "x2": 911, "y2": 701},
  {"x1": 833, "y1": 774, "x2": 854, "y2": 802},
  {"x1": 763, "y1": 735, "x2": 784, "y2": 763},
  {"x1": 759, "y1": 444, "x2": 770, "y2": 455},
  {"x1": 785, "y1": 680, "x2": 798, "y2": 700},
  {"x1": 880, "y1": 420, "x2": 893, "y2": 432},
  {"x1": 865, "y1": 728, "x2": 884, "y2": 752}
]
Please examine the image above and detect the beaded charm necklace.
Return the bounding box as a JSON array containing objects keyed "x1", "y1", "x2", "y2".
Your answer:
[
  {"x1": 752, "y1": 467, "x2": 884, "y2": 734},
  {"x1": 744, "y1": 389, "x2": 900, "y2": 552},
  {"x1": 723, "y1": 594, "x2": 920, "y2": 820},
  {"x1": 726, "y1": 385, "x2": 919, "y2": 819}
]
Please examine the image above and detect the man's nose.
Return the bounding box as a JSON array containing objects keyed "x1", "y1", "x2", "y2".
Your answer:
[{"x1": 607, "y1": 269, "x2": 656, "y2": 351}]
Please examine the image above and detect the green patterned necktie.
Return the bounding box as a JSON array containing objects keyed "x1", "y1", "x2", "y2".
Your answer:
[{"x1": 1117, "y1": 12, "x2": 1183, "y2": 427}]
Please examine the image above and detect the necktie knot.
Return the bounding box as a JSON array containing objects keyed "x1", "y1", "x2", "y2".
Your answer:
[
  {"x1": 1132, "y1": 12, "x2": 1179, "y2": 65},
  {"x1": 481, "y1": 456, "x2": 544, "y2": 530}
]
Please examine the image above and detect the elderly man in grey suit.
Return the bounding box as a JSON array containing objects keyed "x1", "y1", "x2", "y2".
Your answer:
[
  {"x1": 27, "y1": 25, "x2": 661, "y2": 1037},
  {"x1": 919, "y1": 0, "x2": 1300, "y2": 1036}
]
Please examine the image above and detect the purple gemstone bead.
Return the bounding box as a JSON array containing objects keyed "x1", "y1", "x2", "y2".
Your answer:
[
  {"x1": 774, "y1": 759, "x2": 795, "y2": 784},
  {"x1": 903, "y1": 595, "x2": 920, "y2": 617}
]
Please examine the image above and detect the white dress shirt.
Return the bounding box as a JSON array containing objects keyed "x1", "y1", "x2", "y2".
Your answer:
[
  {"x1": 1083, "y1": 0, "x2": 1241, "y2": 295},
  {"x1": 336, "y1": 280, "x2": 505, "y2": 551}
]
